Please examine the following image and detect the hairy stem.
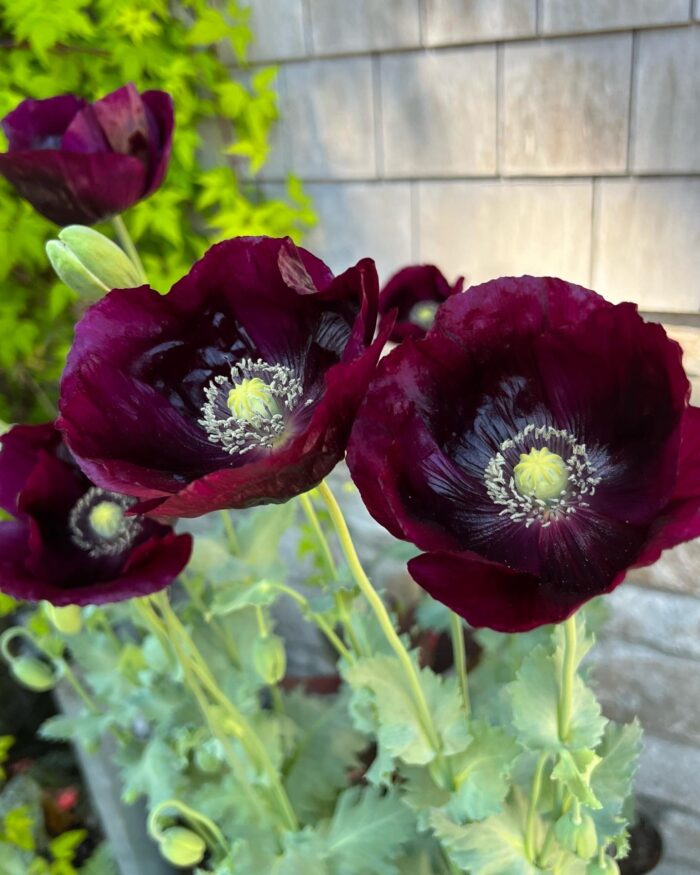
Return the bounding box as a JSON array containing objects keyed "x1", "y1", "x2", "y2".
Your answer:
[
  {"x1": 525, "y1": 753, "x2": 549, "y2": 862},
  {"x1": 299, "y1": 491, "x2": 366, "y2": 656},
  {"x1": 558, "y1": 615, "x2": 578, "y2": 743},
  {"x1": 112, "y1": 215, "x2": 147, "y2": 283},
  {"x1": 317, "y1": 481, "x2": 444, "y2": 763},
  {"x1": 450, "y1": 612, "x2": 470, "y2": 719}
]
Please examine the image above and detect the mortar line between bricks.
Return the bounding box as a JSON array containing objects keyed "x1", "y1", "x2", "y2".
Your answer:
[
  {"x1": 535, "y1": 0, "x2": 542, "y2": 33},
  {"x1": 300, "y1": 0, "x2": 314, "y2": 56},
  {"x1": 600, "y1": 629, "x2": 700, "y2": 665},
  {"x1": 588, "y1": 178, "x2": 598, "y2": 287},
  {"x1": 496, "y1": 43, "x2": 504, "y2": 175},
  {"x1": 372, "y1": 53, "x2": 384, "y2": 178},
  {"x1": 244, "y1": 22, "x2": 695, "y2": 66},
  {"x1": 627, "y1": 30, "x2": 639, "y2": 173}
]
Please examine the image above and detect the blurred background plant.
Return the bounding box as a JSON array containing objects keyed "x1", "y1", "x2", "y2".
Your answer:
[{"x1": 0, "y1": 0, "x2": 315, "y2": 423}]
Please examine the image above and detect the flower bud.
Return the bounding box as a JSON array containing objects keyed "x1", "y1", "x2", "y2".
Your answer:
[
  {"x1": 159, "y1": 827, "x2": 206, "y2": 868},
  {"x1": 252, "y1": 634, "x2": 286, "y2": 685},
  {"x1": 11, "y1": 656, "x2": 57, "y2": 691},
  {"x1": 46, "y1": 225, "x2": 142, "y2": 301},
  {"x1": 194, "y1": 740, "x2": 223, "y2": 775},
  {"x1": 555, "y1": 811, "x2": 599, "y2": 859},
  {"x1": 45, "y1": 604, "x2": 82, "y2": 635}
]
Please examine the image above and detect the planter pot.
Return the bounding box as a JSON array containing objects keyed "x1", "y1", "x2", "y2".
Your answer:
[{"x1": 54, "y1": 683, "x2": 174, "y2": 875}]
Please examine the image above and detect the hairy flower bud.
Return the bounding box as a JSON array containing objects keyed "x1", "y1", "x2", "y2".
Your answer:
[
  {"x1": 46, "y1": 226, "x2": 142, "y2": 301},
  {"x1": 252, "y1": 634, "x2": 286, "y2": 685},
  {"x1": 45, "y1": 604, "x2": 82, "y2": 635},
  {"x1": 556, "y1": 811, "x2": 599, "y2": 859},
  {"x1": 159, "y1": 827, "x2": 206, "y2": 868},
  {"x1": 11, "y1": 656, "x2": 57, "y2": 691}
]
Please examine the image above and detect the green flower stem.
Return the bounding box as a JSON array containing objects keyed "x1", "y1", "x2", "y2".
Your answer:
[
  {"x1": 182, "y1": 574, "x2": 241, "y2": 668},
  {"x1": 148, "y1": 799, "x2": 228, "y2": 857},
  {"x1": 558, "y1": 615, "x2": 578, "y2": 743},
  {"x1": 153, "y1": 592, "x2": 299, "y2": 832},
  {"x1": 219, "y1": 510, "x2": 240, "y2": 554},
  {"x1": 317, "y1": 481, "x2": 444, "y2": 762},
  {"x1": 111, "y1": 215, "x2": 147, "y2": 284},
  {"x1": 268, "y1": 581, "x2": 354, "y2": 663},
  {"x1": 299, "y1": 491, "x2": 366, "y2": 657},
  {"x1": 92, "y1": 609, "x2": 122, "y2": 649},
  {"x1": 58, "y1": 658, "x2": 99, "y2": 714},
  {"x1": 299, "y1": 492, "x2": 337, "y2": 577},
  {"x1": 525, "y1": 752, "x2": 549, "y2": 862},
  {"x1": 137, "y1": 597, "x2": 266, "y2": 825},
  {"x1": 449, "y1": 612, "x2": 470, "y2": 719}
]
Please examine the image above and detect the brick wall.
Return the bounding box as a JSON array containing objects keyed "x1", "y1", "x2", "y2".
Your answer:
[
  {"x1": 247, "y1": 0, "x2": 700, "y2": 317},
  {"x1": 244, "y1": 2, "x2": 700, "y2": 870}
]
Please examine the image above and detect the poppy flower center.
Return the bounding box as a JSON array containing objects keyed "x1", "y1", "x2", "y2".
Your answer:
[
  {"x1": 89, "y1": 500, "x2": 125, "y2": 539},
  {"x1": 69, "y1": 487, "x2": 142, "y2": 557},
  {"x1": 513, "y1": 447, "x2": 568, "y2": 501},
  {"x1": 484, "y1": 424, "x2": 600, "y2": 528},
  {"x1": 227, "y1": 378, "x2": 280, "y2": 422},
  {"x1": 409, "y1": 301, "x2": 439, "y2": 330},
  {"x1": 199, "y1": 358, "x2": 304, "y2": 455}
]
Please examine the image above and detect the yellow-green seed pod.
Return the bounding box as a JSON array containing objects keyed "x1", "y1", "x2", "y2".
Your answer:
[
  {"x1": 159, "y1": 827, "x2": 206, "y2": 868},
  {"x1": 45, "y1": 604, "x2": 82, "y2": 636},
  {"x1": 556, "y1": 811, "x2": 598, "y2": 859},
  {"x1": 252, "y1": 634, "x2": 286, "y2": 685},
  {"x1": 11, "y1": 656, "x2": 57, "y2": 692},
  {"x1": 194, "y1": 741, "x2": 222, "y2": 775},
  {"x1": 46, "y1": 225, "x2": 142, "y2": 302}
]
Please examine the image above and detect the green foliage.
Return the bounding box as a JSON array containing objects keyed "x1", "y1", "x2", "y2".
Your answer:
[
  {"x1": 508, "y1": 645, "x2": 605, "y2": 753},
  {"x1": 447, "y1": 721, "x2": 520, "y2": 822},
  {"x1": 430, "y1": 803, "x2": 540, "y2": 875},
  {"x1": 0, "y1": 593, "x2": 19, "y2": 618},
  {"x1": 8, "y1": 491, "x2": 642, "y2": 875},
  {"x1": 320, "y1": 786, "x2": 414, "y2": 875},
  {"x1": 345, "y1": 654, "x2": 471, "y2": 780},
  {"x1": 0, "y1": 773, "x2": 107, "y2": 873},
  {"x1": 0, "y1": 735, "x2": 13, "y2": 782},
  {"x1": 0, "y1": 0, "x2": 315, "y2": 421},
  {"x1": 283, "y1": 692, "x2": 366, "y2": 823}
]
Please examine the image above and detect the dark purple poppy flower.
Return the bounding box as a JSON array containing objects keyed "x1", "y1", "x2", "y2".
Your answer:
[
  {"x1": 347, "y1": 275, "x2": 700, "y2": 632},
  {"x1": 380, "y1": 265, "x2": 463, "y2": 343},
  {"x1": 57, "y1": 236, "x2": 389, "y2": 518},
  {"x1": 0, "y1": 423, "x2": 191, "y2": 606},
  {"x1": 0, "y1": 84, "x2": 173, "y2": 226}
]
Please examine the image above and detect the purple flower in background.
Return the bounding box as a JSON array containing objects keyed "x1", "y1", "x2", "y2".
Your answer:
[
  {"x1": 348, "y1": 275, "x2": 700, "y2": 632},
  {"x1": 58, "y1": 236, "x2": 389, "y2": 518},
  {"x1": 0, "y1": 423, "x2": 191, "y2": 606},
  {"x1": 0, "y1": 84, "x2": 173, "y2": 226},
  {"x1": 380, "y1": 265, "x2": 463, "y2": 343}
]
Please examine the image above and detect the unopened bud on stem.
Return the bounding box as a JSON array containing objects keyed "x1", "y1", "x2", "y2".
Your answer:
[{"x1": 46, "y1": 225, "x2": 142, "y2": 301}]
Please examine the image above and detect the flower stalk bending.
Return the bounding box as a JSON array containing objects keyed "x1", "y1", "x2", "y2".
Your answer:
[{"x1": 317, "y1": 481, "x2": 444, "y2": 762}]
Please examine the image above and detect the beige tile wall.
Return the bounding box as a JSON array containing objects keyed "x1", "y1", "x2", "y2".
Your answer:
[{"x1": 246, "y1": 5, "x2": 700, "y2": 312}]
